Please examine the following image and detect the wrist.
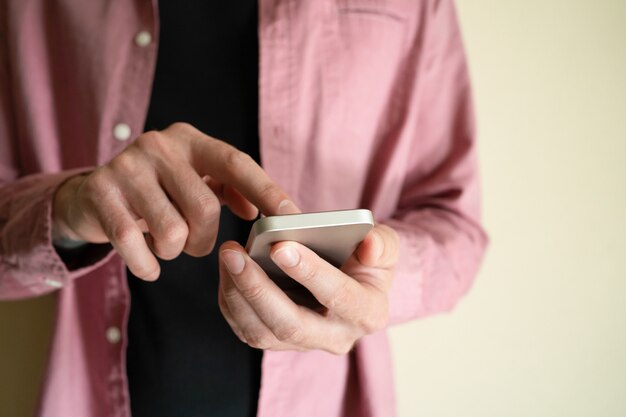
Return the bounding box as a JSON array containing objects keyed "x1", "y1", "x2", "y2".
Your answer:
[{"x1": 52, "y1": 174, "x2": 87, "y2": 243}]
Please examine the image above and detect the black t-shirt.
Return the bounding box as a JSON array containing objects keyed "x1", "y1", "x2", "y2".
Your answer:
[{"x1": 125, "y1": 1, "x2": 262, "y2": 416}]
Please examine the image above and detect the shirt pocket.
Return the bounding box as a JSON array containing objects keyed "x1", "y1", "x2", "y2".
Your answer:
[
  {"x1": 294, "y1": 0, "x2": 416, "y2": 209},
  {"x1": 323, "y1": 0, "x2": 411, "y2": 147}
]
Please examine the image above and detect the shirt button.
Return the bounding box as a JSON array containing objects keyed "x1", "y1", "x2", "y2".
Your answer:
[
  {"x1": 134, "y1": 30, "x2": 152, "y2": 47},
  {"x1": 44, "y1": 278, "x2": 63, "y2": 288},
  {"x1": 106, "y1": 326, "x2": 122, "y2": 344},
  {"x1": 113, "y1": 123, "x2": 131, "y2": 141}
]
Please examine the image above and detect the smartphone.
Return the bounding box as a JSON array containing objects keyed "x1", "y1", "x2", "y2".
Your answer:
[{"x1": 245, "y1": 209, "x2": 374, "y2": 289}]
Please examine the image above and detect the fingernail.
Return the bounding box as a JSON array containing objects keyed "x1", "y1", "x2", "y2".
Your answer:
[
  {"x1": 222, "y1": 250, "x2": 245, "y2": 275},
  {"x1": 272, "y1": 246, "x2": 300, "y2": 268},
  {"x1": 277, "y1": 199, "x2": 300, "y2": 215}
]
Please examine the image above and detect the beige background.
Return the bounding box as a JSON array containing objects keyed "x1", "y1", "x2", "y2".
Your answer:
[
  {"x1": 390, "y1": 0, "x2": 626, "y2": 416},
  {"x1": 1, "y1": 1, "x2": 625, "y2": 416}
]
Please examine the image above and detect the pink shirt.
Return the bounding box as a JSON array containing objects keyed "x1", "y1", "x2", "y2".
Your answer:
[{"x1": 0, "y1": 0, "x2": 487, "y2": 416}]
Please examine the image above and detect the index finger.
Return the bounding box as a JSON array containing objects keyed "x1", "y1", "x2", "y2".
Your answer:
[{"x1": 171, "y1": 123, "x2": 299, "y2": 216}]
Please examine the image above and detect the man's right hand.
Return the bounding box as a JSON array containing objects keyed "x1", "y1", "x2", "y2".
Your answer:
[{"x1": 51, "y1": 122, "x2": 299, "y2": 280}]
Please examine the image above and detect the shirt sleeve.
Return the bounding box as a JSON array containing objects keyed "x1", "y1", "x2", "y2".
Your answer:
[
  {"x1": 0, "y1": 171, "x2": 117, "y2": 300},
  {"x1": 384, "y1": 0, "x2": 488, "y2": 325},
  {"x1": 0, "y1": 21, "x2": 113, "y2": 300}
]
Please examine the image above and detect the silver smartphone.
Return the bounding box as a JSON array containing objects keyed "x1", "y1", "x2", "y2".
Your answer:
[{"x1": 245, "y1": 209, "x2": 374, "y2": 289}]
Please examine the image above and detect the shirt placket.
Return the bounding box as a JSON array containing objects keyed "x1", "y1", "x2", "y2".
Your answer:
[
  {"x1": 259, "y1": 0, "x2": 296, "y2": 196},
  {"x1": 104, "y1": 1, "x2": 159, "y2": 416},
  {"x1": 102, "y1": 0, "x2": 160, "y2": 164},
  {"x1": 257, "y1": 0, "x2": 296, "y2": 416}
]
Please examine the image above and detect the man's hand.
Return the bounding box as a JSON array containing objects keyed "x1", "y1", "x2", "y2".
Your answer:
[
  {"x1": 218, "y1": 224, "x2": 399, "y2": 354},
  {"x1": 52, "y1": 122, "x2": 298, "y2": 280}
]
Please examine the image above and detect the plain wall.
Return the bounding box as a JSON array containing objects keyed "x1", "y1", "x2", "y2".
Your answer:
[
  {"x1": 390, "y1": 0, "x2": 626, "y2": 416},
  {"x1": 1, "y1": 1, "x2": 625, "y2": 416},
  {"x1": 0, "y1": 296, "x2": 55, "y2": 417}
]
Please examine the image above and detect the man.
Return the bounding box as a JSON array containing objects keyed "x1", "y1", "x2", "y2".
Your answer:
[{"x1": 0, "y1": 1, "x2": 487, "y2": 416}]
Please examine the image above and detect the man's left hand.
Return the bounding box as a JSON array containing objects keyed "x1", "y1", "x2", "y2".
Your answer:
[{"x1": 218, "y1": 224, "x2": 399, "y2": 355}]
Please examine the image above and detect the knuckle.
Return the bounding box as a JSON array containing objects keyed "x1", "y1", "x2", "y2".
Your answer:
[
  {"x1": 243, "y1": 329, "x2": 273, "y2": 350},
  {"x1": 256, "y1": 181, "x2": 281, "y2": 204},
  {"x1": 217, "y1": 282, "x2": 234, "y2": 303},
  {"x1": 297, "y1": 262, "x2": 318, "y2": 286},
  {"x1": 360, "y1": 311, "x2": 388, "y2": 334},
  {"x1": 239, "y1": 284, "x2": 266, "y2": 303},
  {"x1": 111, "y1": 224, "x2": 139, "y2": 247},
  {"x1": 80, "y1": 169, "x2": 109, "y2": 200},
  {"x1": 194, "y1": 192, "x2": 221, "y2": 221},
  {"x1": 134, "y1": 131, "x2": 171, "y2": 158},
  {"x1": 109, "y1": 150, "x2": 141, "y2": 176},
  {"x1": 329, "y1": 340, "x2": 354, "y2": 356},
  {"x1": 225, "y1": 148, "x2": 255, "y2": 171},
  {"x1": 164, "y1": 122, "x2": 200, "y2": 145},
  {"x1": 358, "y1": 298, "x2": 389, "y2": 334},
  {"x1": 220, "y1": 286, "x2": 241, "y2": 306},
  {"x1": 169, "y1": 122, "x2": 194, "y2": 133},
  {"x1": 152, "y1": 221, "x2": 188, "y2": 260},
  {"x1": 327, "y1": 279, "x2": 351, "y2": 311},
  {"x1": 160, "y1": 220, "x2": 189, "y2": 244},
  {"x1": 274, "y1": 324, "x2": 304, "y2": 345},
  {"x1": 134, "y1": 130, "x2": 161, "y2": 148}
]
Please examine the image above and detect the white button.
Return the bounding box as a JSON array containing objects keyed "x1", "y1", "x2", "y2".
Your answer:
[
  {"x1": 113, "y1": 123, "x2": 131, "y2": 141},
  {"x1": 106, "y1": 326, "x2": 121, "y2": 344},
  {"x1": 44, "y1": 278, "x2": 63, "y2": 288},
  {"x1": 134, "y1": 30, "x2": 152, "y2": 47}
]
